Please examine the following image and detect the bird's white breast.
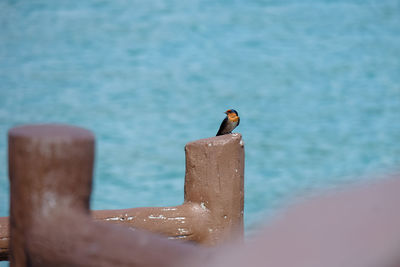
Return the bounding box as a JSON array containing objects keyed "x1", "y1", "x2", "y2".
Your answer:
[{"x1": 226, "y1": 120, "x2": 238, "y2": 133}]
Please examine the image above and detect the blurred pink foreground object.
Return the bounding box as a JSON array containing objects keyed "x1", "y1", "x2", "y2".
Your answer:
[{"x1": 208, "y1": 176, "x2": 400, "y2": 267}]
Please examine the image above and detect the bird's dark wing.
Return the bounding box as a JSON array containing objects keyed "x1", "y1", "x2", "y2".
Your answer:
[
  {"x1": 216, "y1": 117, "x2": 228, "y2": 136},
  {"x1": 237, "y1": 117, "x2": 240, "y2": 127}
]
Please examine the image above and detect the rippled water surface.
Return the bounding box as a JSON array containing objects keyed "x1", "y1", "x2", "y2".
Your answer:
[{"x1": 1, "y1": 0, "x2": 399, "y2": 248}]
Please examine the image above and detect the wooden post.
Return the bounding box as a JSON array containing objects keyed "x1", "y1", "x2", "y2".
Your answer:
[
  {"x1": 93, "y1": 134, "x2": 244, "y2": 245},
  {"x1": 184, "y1": 134, "x2": 245, "y2": 244},
  {"x1": 7, "y1": 124, "x2": 208, "y2": 267},
  {"x1": 8, "y1": 125, "x2": 95, "y2": 266}
]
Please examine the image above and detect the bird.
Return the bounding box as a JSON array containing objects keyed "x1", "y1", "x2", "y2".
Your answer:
[{"x1": 216, "y1": 109, "x2": 240, "y2": 136}]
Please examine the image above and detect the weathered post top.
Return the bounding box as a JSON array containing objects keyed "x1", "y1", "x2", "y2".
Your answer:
[{"x1": 184, "y1": 133, "x2": 245, "y2": 244}]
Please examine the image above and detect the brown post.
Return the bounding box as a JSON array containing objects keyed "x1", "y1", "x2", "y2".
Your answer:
[
  {"x1": 8, "y1": 125, "x2": 95, "y2": 265},
  {"x1": 7, "y1": 124, "x2": 207, "y2": 267},
  {"x1": 184, "y1": 134, "x2": 245, "y2": 244},
  {"x1": 92, "y1": 133, "x2": 245, "y2": 245}
]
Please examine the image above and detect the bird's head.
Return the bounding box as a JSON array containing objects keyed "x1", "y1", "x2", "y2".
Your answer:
[
  {"x1": 225, "y1": 109, "x2": 238, "y2": 116},
  {"x1": 225, "y1": 109, "x2": 239, "y2": 122}
]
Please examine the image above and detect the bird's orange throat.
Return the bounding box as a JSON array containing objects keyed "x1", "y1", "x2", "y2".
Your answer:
[{"x1": 228, "y1": 114, "x2": 239, "y2": 122}]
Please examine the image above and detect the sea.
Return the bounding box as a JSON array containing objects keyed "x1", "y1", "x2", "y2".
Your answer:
[{"x1": 0, "y1": 0, "x2": 399, "y2": 264}]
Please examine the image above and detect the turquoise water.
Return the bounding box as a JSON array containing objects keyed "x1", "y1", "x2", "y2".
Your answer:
[{"x1": 1, "y1": 0, "x2": 400, "y2": 245}]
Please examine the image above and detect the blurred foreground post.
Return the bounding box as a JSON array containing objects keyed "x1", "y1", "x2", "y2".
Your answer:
[
  {"x1": 8, "y1": 125, "x2": 94, "y2": 265},
  {"x1": 1, "y1": 124, "x2": 244, "y2": 264}
]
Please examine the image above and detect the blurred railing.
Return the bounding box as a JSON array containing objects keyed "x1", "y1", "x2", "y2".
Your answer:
[{"x1": 0, "y1": 124, "x2": 244, "y2": 265}]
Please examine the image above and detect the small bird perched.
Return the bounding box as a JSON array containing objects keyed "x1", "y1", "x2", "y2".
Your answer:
[{"x1": 216, "y1": 109, "x2": 240, "y2": 136}]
